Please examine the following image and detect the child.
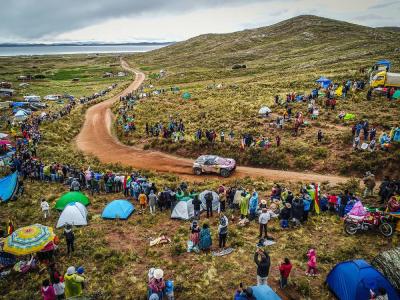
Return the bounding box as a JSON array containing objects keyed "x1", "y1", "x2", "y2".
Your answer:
[
  {"x1": 76, "y1": 266, "x2": 86, "y2": 290},
  {"x1": 190, "y1": 221, "x2": 200, "y2": 247},
  {"x1": 53, "y1": 277, "x2": 65, "y2": 299},
  {"x1": 306, "y1": 249, "x2": 317, "y2": 276},
  {"x1": 41, "y1": 279, "x2": 56, "y2": 300},
  {"x1": 165, "y1": 280, "x2": 174, "y2": 300},
  {"x1": 279, "y1": 258, "x2": 292, "y2": 288}
]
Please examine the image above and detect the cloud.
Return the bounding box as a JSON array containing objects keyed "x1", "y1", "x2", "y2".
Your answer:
[
  {"x1": 368, "y1": 0, "x2": 399, "y2": 10},
  {"x1": 0, "y1": 0, "x2": 267, "y2": 40},
  {"x1": 0, "y1": 0, "x2": 398, "y2": 43}
]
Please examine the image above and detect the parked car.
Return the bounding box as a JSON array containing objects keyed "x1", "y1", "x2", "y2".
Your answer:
[{"x1": 193, "y1": 155, "x2": 236, "y2": 177}]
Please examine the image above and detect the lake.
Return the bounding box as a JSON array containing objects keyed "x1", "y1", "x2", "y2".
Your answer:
[{"x1": 0, "y1": 44, "x2": 169, "y2": 56}]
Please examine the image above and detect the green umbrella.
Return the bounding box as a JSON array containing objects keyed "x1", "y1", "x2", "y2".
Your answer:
[{"x1": 55, "y1": 192, "x2": 90, "y2": 211}]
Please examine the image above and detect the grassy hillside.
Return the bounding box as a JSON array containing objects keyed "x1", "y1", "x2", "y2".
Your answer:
[{"x1": 121, "y1": 15, "x2": 400, "y2": 177}]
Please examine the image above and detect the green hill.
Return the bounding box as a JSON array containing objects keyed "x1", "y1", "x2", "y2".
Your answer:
[{"x1": 123, "y1": 15, "x2": 400, "y2": 177}]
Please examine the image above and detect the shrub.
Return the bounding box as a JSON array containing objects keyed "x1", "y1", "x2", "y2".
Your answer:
[{"x1": 294, "y1": 155, "x2": 313, "y2": 170}]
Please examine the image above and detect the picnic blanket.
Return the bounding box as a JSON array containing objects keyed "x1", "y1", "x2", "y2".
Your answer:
[{"x1": 212, "y1": 248, "x2": 234, "y2": 257}]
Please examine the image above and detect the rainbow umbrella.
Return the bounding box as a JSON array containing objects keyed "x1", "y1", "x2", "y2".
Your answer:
[{"x1": 3, "y1": 224, "x2": 55, "y2": 256}]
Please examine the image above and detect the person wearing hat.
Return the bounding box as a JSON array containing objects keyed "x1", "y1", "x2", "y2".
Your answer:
[
  {"x1": 258, "y1": 207, "x2": 278, "y2": 239},
  {"x1": 259, "y1": 199, "x2": 267, "y2": 210},
  {"x1": 148, "y1": 268, "x2": 166, "y2": 299},
  {"x1": 218, "y1": 213, "x2": 229, "y2": 249},
  {"x1": 279, "y1": 203, "x2": 291, "y2": 228},
  {"x1": 64, "y1": 266, "x2": 85, "y2": 299}
]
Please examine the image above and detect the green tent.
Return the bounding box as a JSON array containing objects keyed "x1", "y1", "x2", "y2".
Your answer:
[
  {"x1": 182, "y1": 92, "x2": 191, "y2": 100},
  {"x1": 55, "y1": 192, "x2": 90, "y2": 211},
  {"x1": 344, "y1": 113, "x2": 355, "y2": 121},
  {"x1": 393, "y1": 90, "x2": 400, "y2": 100}
]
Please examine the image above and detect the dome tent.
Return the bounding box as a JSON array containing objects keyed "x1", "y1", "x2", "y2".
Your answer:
[
  {"x1": 326, "y1": 259, "x2": 399, "y2": 300},
  {"x1": 171, "y1": 198, "x2": 196, "y2": 220},
  {"x1": 182, "y1": 92, "x2": 191, "y2": 100},
  {"x1": 251, "y1": 285, "x2": 281, "y2": 300},
  {"x1": 56, "y1": 202, "x2": 88, "y2": 228},
  {"x1": 102, "y1": 200, "x2": 135, "y2": 220},
  {"x1": 199, "y1": 190, "x2": 219, "y2": 211},
  {"x1": 55, "y1": 192, "x2": 90, "y2": 211},
  {"x1": 258, "y1": 106, "x2": 271, "y2": 117}
]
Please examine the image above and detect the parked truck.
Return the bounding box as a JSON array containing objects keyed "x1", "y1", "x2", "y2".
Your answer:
[
  {"x1": 367, "y1": 71, "x2": 400, "y2": 100},
  {"x1": 370, "y1": 71, "x2": 400, "y2": 89}
]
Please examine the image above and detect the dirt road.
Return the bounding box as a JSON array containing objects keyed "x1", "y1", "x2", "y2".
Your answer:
[{"x1": 76, "y1": 59, "x2": 349, "y2": 185}]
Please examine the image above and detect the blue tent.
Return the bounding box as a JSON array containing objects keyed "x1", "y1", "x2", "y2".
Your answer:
[
  {"x1": 251, "y1": 285, "x2": 281, "y2": 300},
  {"x1": 316, "y1": 77, "x2": 332, "y2": 89},
  {"x1": 0, "y1": 172, "x2": 18, "y2": 202},
  {"x1": 326, "y1": 260, "x2": 399, "y2": 300},
  {"x1": 102, "y1": 200, "x2": 134, "y2": 219},
  {"x1": 376, "y1": 60, "x2": 391, "y2": 70}
]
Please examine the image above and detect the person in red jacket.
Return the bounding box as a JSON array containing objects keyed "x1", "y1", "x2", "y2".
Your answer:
[{"x1": 279, "y1": 257, "x2": 292, "y2": 289}]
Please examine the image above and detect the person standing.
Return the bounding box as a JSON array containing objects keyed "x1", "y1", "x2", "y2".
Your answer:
[
  {"x1": 205, "y1": 192, "x2": 213, "y2": 218},
  {"x1": 64, "y1": 267, "x2": 85, "y2": 299},
  {"x1": 52, "y1": 277, "x2": 65, "y2": 300},
  {"x1": 363, "y1": 171, "x2": 376, "y2": 197},
  {"x1": 279, "y1": 258, "x2": 292, "y2": 288},
  {"x1": 258, "y1": 208, "x2": 278, "y2": 239},
  {"x1": 41, "y1": 198, "x2": 50, "y2": 219},
  {"x1": 138, "y1": 192, "x2": 148, "y2": 212},
  {"x1": 240, "y1": 191, "x2": 250, "y2": 219},
  {"x1": 306, "y1": 249, "x2": 317, "y2": 276},
  {"x1": 148, "y1": 190, "x2": 157, "y2": 215},
  {"x1": 218, "y1": 214, "x2": 228, "y2": 249},
  {"x1": 41, "y1": 279, "x2": 56, "y2": 300},
  {"x1": 199, "y1": 223, "x2": 212, "y2": 251},
  {"x1": 63, "y1": 225, "x2": 75, "y2": 256},
  {"x1": 275, "y1": 135, "x2": 281, "y2": 147},
  {"x1": 220, "y1": 131, "x2": 225, "y2": 143},
  {"x1": 192, "y1": 195, "x2": 201, "y2": 220},
  {"x1": 317, "y1": 130, "x2": 323, "y2": 142},
  {"x1": 254, "y1": 248, "x2": 271, "y2": 285},
  {"x1": 219, "y1": 191, "x2": 226, "y2": 213}
]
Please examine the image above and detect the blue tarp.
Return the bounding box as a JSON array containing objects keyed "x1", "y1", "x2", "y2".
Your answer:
[
  {"x1": 251, "y1": 285, "x2": 281, "y2": 300},
  {"x1": 0, "y1": 172, "x2": 18, "y2": 202},
  {"x1": 326, "y1": 259, "x2": 399, "y2": 300},
  {"x1": 102, "y1": 200, "x2": 135, "y2": 219}
]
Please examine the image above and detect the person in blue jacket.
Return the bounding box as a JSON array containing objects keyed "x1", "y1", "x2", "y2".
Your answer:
[
  {"x1": 249, "y1": 191, "x2": 259, "y2": 221},
  {"x1": 234, "y1": 284, "x2": 255, "y2": 300},
  {"x1": 302, "y1": 195, "x2": 312, "y2": 222}
]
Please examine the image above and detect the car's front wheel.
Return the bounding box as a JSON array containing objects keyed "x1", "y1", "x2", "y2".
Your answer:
[
  {"x1": 220, "y1": 169, "x2": 231, "y2": 178},
  {"x1": 193, "y1": 168, "x2": 202, "y2": 175}
]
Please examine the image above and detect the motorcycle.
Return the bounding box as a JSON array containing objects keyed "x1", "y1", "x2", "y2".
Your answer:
[{"x1": 344, "y1": 211, "x2": 394, "y2": 237}]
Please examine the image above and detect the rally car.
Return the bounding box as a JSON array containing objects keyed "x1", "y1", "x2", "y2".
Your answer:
[{"x1": 193, "y1": 155, "x2": 236, "y2": 177}]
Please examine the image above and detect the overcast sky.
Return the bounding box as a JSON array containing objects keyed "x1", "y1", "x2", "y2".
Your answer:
[{"x1": 0, "y1": 0, "x2": 399, "y2": 43}]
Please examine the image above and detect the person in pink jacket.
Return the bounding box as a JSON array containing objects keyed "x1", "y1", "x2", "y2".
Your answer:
[
  {"x1": 41, "y1": 279, "x2": 56, "y2": 300},
  {"x1": 306, "y1": 249, "x2": 317, "y2": 276}
]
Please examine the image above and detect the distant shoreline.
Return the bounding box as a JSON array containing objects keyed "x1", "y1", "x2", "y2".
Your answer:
[
  {"x1": 0, "y1": 44, "x2": 171, "y2": 57},
  {"x1": 0, "y1": 42, "x2": 174, "y2": 47}
]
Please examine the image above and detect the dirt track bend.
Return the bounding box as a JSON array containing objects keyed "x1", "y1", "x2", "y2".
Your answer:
[{"x1": 76, "y1": 59, "x2": 349, "y2": 185}]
